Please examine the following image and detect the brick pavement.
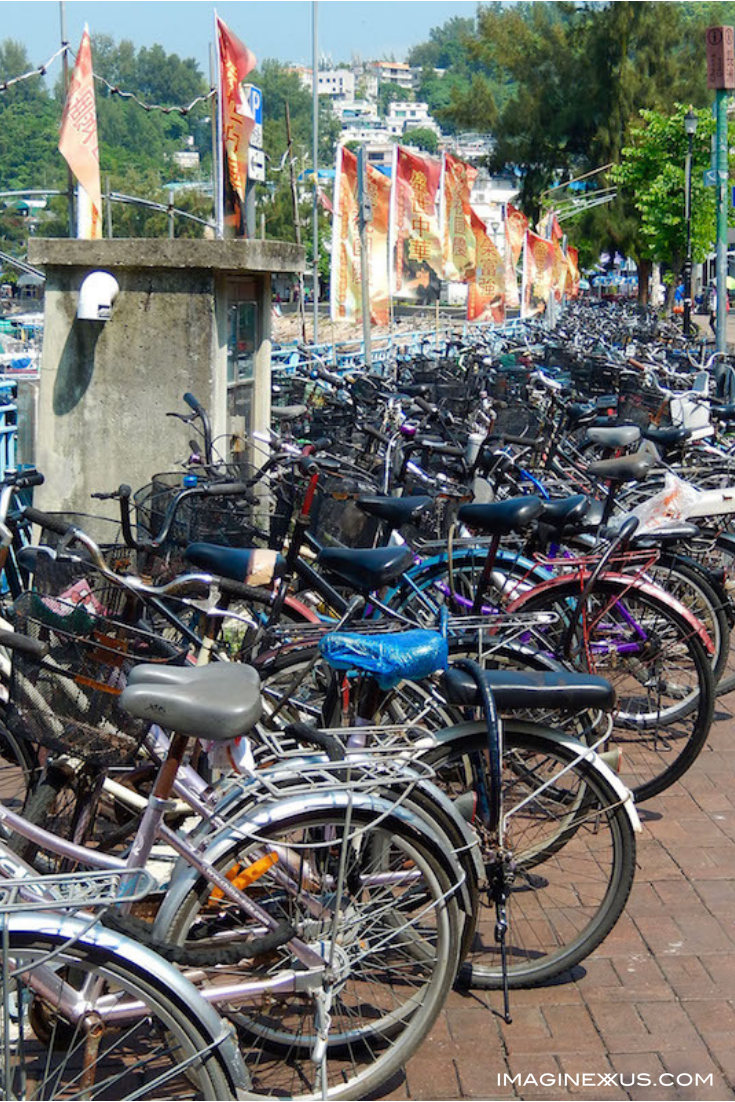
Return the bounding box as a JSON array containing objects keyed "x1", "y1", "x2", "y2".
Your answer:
[{"x1": 383, "y1": 695, "x2": 735, "y2": 1101}]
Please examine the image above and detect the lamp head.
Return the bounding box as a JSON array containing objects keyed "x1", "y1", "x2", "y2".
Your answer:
[{"x1": 684, "y1": 108, "x2": 698, "y2": 136}]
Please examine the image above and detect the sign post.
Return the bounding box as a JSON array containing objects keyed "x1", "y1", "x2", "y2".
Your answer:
[
  {"x1": 243, "y1": 84, "x2": 263, "y2": 238},
  {"x1": 706, "y1": 25, "x2": 734, "y2": 358}
]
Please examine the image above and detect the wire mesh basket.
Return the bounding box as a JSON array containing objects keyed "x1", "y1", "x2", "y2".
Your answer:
[
  {"x1": 30, "y1": 514, "x2": 136, "y2": 618},
  {"x1": 308, "y1": 474, "x2": 382, "y2": 549},
  {"x1": 8, "y1": 592, "x2": 185, "y2": 767}
]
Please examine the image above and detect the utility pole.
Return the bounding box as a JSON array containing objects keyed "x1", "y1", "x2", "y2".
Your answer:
[
  {"x1": 59, "y1": 0, "x2": 74, "y2": 237},
  {"x1": 706, "y1": 25, "x2": 735, "y2": 362},
  {"x1": 357, "y1": 146, "x2": 372, "y2": 368}
]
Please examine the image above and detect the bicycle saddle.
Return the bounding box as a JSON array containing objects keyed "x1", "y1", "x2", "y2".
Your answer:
[
  {"x1": 317, "y1": 545, "x2": 414, "y2": 592},
  {"x1": 184, "y1": 543, "x2": 285, "y2": 585},
  {"x1": 458, "y1": 495, "x2": 544, "y2": 535},
  {"x1": 585, "y1": 425, "x2": 641, "y2": 449},
  {"x1": 357, "y1": 495, "x2": 433, "y2": 530},
  {"x1": 587, "y1": 450, "x2": 654, "y2": 484},
  {"x1": 121, "y1": 663, "x2": 262, "y2": 740},
  {"x1": 537, "y1": 495, "x2": 590, "y2": 531},
  {"x1": 640, "y1": 425, "x2": 691, "y2": 448},
  {"x1": 271, "y1": 405, "x2": 308, "y2": 422},
  {"x1": 320, "y1": 629, "x2": 448, "y2": 689},
  {"x1": 712, "y1": 403, "x2": 735, "y2": 421},
  {"x1": 442, "y1": 668, "x2": 616, "y2": 712}
]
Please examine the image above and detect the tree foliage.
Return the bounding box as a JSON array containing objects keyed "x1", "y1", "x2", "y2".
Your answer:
[{"x1": 404, "y1": 128, "x2": 438, "y2": 155}]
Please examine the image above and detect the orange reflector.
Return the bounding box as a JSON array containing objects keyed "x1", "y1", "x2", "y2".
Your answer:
[{"x1": 208, "y1": 852, "x2": 279, "y2": 903}]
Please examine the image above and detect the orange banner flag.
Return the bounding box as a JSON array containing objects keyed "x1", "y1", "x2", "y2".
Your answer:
[
  {"x1": 504, "y1": 203, "x2": 528, "y2": 310},
  {"x1": 217, "y1": 16, "x2": 256, "y2": 234},
  {"x1": 552, "y1": 240, "x2": 568, "y2": 303},
  {"x1": 443, "y1": 153, "x2": 477, "y2": 282},
  {"x1": 467, "y1": 208, "x2": 505, "y2": 323},
  {"x1": 393, "y1": 146, "x2": 443, "y2": 303},
  {"x1": 522, "y1": 230, "x2": 555, "y2": 318},
  {"x1": 58, "y1": 27, "x2": 102, "y2": 238},
  {"x1": 566, "y1": 245, "x2": 580, "y2": 298},
  {"x1": 331, "y1": 149, "x2": 392, "y2": 326}
]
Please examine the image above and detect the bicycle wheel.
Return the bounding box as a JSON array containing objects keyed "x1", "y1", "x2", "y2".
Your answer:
[
  {"x1": 513, "y1": 576, "x2": 715, "y2": 801},
  {"x1": 2, "y1": 922, "x2": 237, "y2": 1100},
  {"x1": 163, "y1": 805, "x2": 461, "y2": 1100},
  {"x1": 644, "y1": 555, "x2": 730, "y2": 685},
  {"x1": 423, "y1": 724, "x2": 636, "y2": 988}
]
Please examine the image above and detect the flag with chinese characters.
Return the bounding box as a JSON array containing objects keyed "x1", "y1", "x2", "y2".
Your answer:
[
  {"x1": 552, "y1": 240, "x2": 568, "y2": 302},
  {"x1": 330, "y1": 149, "x2": 392, "y2": 325},
  {"x1": 58, "y1": 27, "x2": 102, "y2": 239},
  {"x1": 443, "y1": 153, "x2": 477, "y2": 282},
  {"x1": 392, "y1": 146, "x2": 443, "y2": 303},
  {"x1": 522, "y1": 230, "x2": 555, "y2": 318},
  {"x1": 217, "y1": 16, "x2": 256, "y2": 236},
  {"x1": 367, "y1": 161, "x2": 391, "y2": 325},
  {"x1": 467, "y1": 208, "x2": 505, "y2": 323},
  {"x1": 504, "y1": 204, "x2": 527, "y2": 310},
  {"x1": 550, "y1": 213, "x2": 563, "y2": 241},
  {"x1": 566, "y1": 245, "x2": 580, "y2": 298},
  {"x1": 331, "y1": 146, "x2": 361, "y2": 322}
]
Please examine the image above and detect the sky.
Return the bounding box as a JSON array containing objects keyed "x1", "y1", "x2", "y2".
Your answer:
[{"x1": 1, "y1": 0, "x2": 480, "y2": 77}]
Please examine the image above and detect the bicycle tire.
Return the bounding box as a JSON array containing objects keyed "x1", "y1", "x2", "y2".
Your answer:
[
  {"x1": 422, "y1": 723, "x2": 637, "y2": 988},
  {"x1": 2, "y1": 922, "x2": 237, "y2": 1100},
  {"x1": 511, "y1": 576, "x2": 715, "y2": 801},
  {"x1": 163, "y1": 804, "x2": 461, "y2": 1100}
]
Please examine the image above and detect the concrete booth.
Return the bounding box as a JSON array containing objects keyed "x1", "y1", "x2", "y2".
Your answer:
[{"x1": 27, "y1": 238, "x2": 305, "y2": 513}]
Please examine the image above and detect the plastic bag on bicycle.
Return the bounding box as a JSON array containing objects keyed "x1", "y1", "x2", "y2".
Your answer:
[{"x1": 319, "y1": 629, "x2": 448, "y2": 689}]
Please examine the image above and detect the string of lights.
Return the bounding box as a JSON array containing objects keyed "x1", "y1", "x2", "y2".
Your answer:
[
  {"x1": 92, "y1": 74, "x2": 215, "y2": 115},
  {"x1": 0, "y1": 44, "x2": 67, "y2": 94}
]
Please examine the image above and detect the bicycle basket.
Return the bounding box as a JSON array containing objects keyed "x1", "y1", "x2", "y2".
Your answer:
[
  {"x1": 8, "y1": 592, "x2": 184, "y2": 767},
  {"x1": 30, "y1": 512, "x2": 134, "y2": 618},
  {"x1": 309, "y1": 475, "x2": 382, "y2": 549}
]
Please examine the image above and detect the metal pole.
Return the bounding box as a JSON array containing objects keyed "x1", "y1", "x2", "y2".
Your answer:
[
  {"x1": 260, "y1": 211, "x2": 265, "y2": 239},
  {"x1": 716, "y1": 87, "x2": 728, "y2": 355},
  {"x1": 312, "y1": 0, "x2": 319, "y2": 345},
  {"x1": 209, "y1": 43, "x2": 218, "y2": 235},
  {"x1": 357, "y1": 146, "x2": 372, "y2": 368},
  {"x1": 285, "y1": 103, "x2": 307, "y2": 346},
  {"x1": 213, "y1": 11, "x2": 225, "y2": 239},
  {"x1": 683, "y1": 130, "x2": 694, "y2": 337},
  {"x1": 168, "y1": 189, "x2": 175, "y2": 238},
  {"x1": 105, "y1": 174, "x2": 113, "y2": 237},
  {"x1": 59, "y1": 0, "x2": 74, "y2": 237}
]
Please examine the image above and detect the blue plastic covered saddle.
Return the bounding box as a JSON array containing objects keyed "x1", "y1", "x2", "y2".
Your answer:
[{"x1": 319, "y1": 630, "x2": 448, "y2": 689}]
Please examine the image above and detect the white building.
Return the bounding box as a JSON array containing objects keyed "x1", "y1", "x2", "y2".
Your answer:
[
  {"x1": 471, "y1": 169, "x2": 519, "y2": 253},
  {"x1": 339, "y1": 121, "x2": 391, "y2": 146},
  {"x1": 370, "y1": 61, "x2": 414, "y2": 91},
  {"x1": 297, "y1": 67, "x2": 355, "y2": 101},
  {"x1": 386, "y1": 101, "x2": 440, "y2": 138},
  {"x1": 337, "y1": 100, "x2": 379, "y2": 124}
]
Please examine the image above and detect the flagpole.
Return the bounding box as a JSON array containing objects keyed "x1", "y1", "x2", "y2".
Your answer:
[
  {"x1": 209, "y1": 42, "x2": 218, "y2": 235},
  {"x1": 388, "y1": 142, "x2": 398, "y2": 366},
  {"x1": 213, "y1": 10, "x2": 224, "y2": 238},
  {"x1": 59, "y1": 0, "x2": 74, "y2": 237},
  {"x1": 520, "y1": 232, "x2": 528, "y2": 321},
  {"x1": 311, "y1": 0, "x2": 319, "y2": 345}
]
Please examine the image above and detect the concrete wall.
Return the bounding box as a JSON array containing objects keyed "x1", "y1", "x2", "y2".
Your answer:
[{"x1": 27, "y1": 239, "x2": 304, "y2": 515}]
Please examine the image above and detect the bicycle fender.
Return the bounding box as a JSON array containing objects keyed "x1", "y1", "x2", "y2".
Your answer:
[
  {"x1": 156, "y1": 789, "x2": 472, "y2": 938},
  {"x1": 6, "y1": 912, "x2": 252, "y2": 1095},
  {"x1": 507, "y1": 572, "x2": 715, "y2": 655},
  {"x1": 419, "y1": 718, "x2": 642, "y2": 835}
]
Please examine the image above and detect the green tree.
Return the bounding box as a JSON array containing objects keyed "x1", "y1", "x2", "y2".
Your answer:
[
  {"x1": 404, "y1": 128, "x2": 438, "y2": 155},
  {"x1": 612, "y1": 104, "x2": 728, "y2": 306},
  {"x1": 378, "y1": 81, "x2": 407, "y2": 116}
]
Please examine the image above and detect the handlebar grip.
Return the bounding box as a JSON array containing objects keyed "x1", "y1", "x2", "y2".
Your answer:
[
  {"x1": 414, "y1": 396, "x2": 436, "y2": 415},
  {"x1": 183, "y1": 392, "x2": 203, "y2": 414},
  {"x1": 12, "y1": 471, "x2": 44, "y2": 491},
  {"x1": 283, "y1": 722, "x2": 345, "y2": 762},
  {"x1": 201, "y1": 482, "x2": 256, "y2": 502},
  {"x1": 363, "y1": 424, "x2": 390, "y2": 446},
  {"x1": 310, "y1": 436, "x2": 333, "y2": 452},
  {"x1": 20, "y1": 506, "x2": 74, "y2": 537},
  {"x1": 216, "y1": 578, "x2": 275, "y2": 603},
  {"x1": 0, "y1": 629, "x2": 48, "y2": 660},
  {"x1": 298, "y1": 455, "x2": 318, "y2": 476},
  {"x1": 118, "y1": 488, "x2": 138, "y2": 550}
]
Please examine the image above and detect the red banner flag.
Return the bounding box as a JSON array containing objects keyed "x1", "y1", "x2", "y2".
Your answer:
[
  {"x1": 58, "y1": 27, "x2": 101, "y2": 238},
  {"x1": 566, "y1": 245, "x2": 580, "y2": 298},
  {"x1": 393, "y1": 147, "x2": 443, "y2": 303},
  {"x1": 550, "y1": 213, "x2": 563, "y2": 241},
  {"x1": 504, "y1": 203, "x2": 528, "y2": 310},
  {"x1": 443, "y1": 153, "x2": 477, "y2": 282},
  {"x1": 522, "y1": 230, "x2": 555, "y2": 318},
  {"x1": 367, "y1": 161, "x2": 391, "y2": 325},
  {"x1": 217, "y1": 16, "x2": 256, "y2": 235},
  {"x1": 467, "y1": 208, "x2": 505, "y2": 323}
]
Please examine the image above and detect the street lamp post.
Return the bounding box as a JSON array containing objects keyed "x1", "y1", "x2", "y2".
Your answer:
[{"x1": 683, "y1": 107, "x2": 698, "y2": 337}]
